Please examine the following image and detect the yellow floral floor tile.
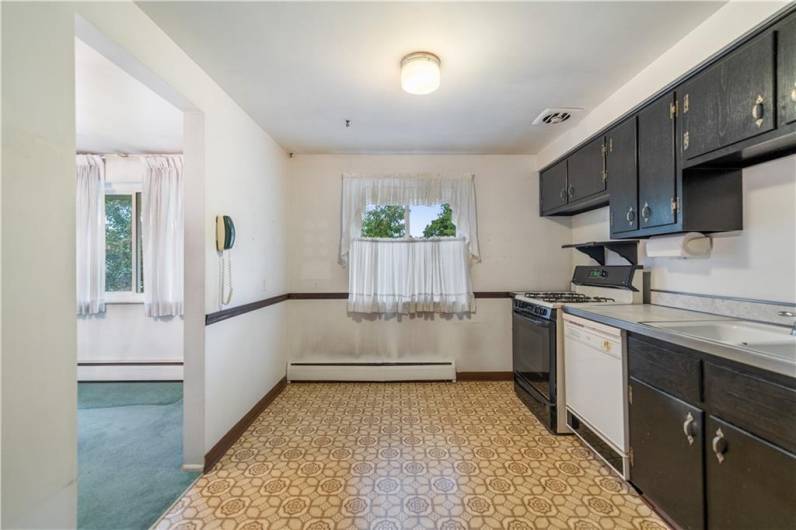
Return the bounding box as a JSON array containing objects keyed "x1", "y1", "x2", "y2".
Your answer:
[{"x1": 154, "y1": 382, "x2": 669, "y2": 530}]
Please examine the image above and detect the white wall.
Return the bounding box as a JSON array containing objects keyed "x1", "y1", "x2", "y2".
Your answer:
[
  {"x1": 286, "y1": 154, "x2": 571, "y2": 370},
  {"x1": 2, "y1": 2, "x2": 290, "y2": 526},
  {"x1": 571, "y1": 156, "x2": 796, "y2": 304},
  {"x1": 78, "y1": 305, "x2": 182, "y2": 362},
  {"x1": 2, "y1": 4, "x2": 78, "y2": 527}
]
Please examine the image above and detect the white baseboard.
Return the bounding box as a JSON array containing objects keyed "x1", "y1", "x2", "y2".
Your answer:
[
  {"x1": 77, "y1": 363, "x2": 183, "y2": 381},
  {"x1": 287, "y1": 360, "x2": 456, "y2": 382}
]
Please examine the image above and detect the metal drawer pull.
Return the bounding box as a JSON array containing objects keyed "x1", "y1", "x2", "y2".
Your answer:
[
  {"x1": 568, "y1": 185, "x2": 575, "y2": 199},
  {"x1": 712, "y1": 428, "x2": 727, "y2": 464},
  {"x1": 625, "y1": 207, "x2": 635, "y2": 225},
  {"x1": 641, "y1": 202, "x2": 651, "y2": 222},
  {"x1": 752, "y1": 95, "x2": 764, "y2": 127},
  {"x1": 682, "y1": 412, "x2": 696, "y2": 446},
  {"x1": 560, "y1": 189, "x2": 568, "y2": 202}
]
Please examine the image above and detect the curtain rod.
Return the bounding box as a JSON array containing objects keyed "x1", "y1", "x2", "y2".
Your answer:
[{"x1": 76, "y1": 152, "x2": 183, "y2": 158}]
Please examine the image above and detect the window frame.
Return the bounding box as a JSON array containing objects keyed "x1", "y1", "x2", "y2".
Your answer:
[
  {"x1": 361, "y1": 203, "x2": 457, "y2": 241},
  {"x1": 104, "y1": 182, "x2": 144, "y2": 304}
]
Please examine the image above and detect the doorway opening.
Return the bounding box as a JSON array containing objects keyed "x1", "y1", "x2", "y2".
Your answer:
[{"x1": 74, "y1": 35, "x2": 196, "y2": 530}]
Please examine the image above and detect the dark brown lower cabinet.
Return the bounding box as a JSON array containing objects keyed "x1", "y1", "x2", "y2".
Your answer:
[
  {"x1": 705, "y1": 416, "x2": 796, "y2": 530},
  {"x1": 629, "y1": 378, "x2": 705, "y2": 530}
]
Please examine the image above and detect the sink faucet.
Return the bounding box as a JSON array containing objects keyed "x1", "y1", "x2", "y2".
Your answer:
[{"x1": 779, "y1": 311, "x2": 796, "y2": 336}]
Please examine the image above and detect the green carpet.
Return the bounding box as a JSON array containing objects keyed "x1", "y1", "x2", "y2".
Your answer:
[{"x1": 78, "y1": 382, "x2": 199, "y2": 530}]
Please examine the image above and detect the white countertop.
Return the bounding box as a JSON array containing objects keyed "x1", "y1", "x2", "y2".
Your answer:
[{"x1": 564, "y1": 304, "x2": 795, "y2": 379}]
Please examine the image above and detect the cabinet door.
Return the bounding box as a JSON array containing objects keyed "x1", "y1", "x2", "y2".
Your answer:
[
  {"x1": 778, "y1": 14, "x2": 796, "y2": 126},
  {"x1": 607, "y1": 118, "x2": 638, "y2": 234},
  {"x1": 540, "y1": 160, "x2": 568, "y2": 213},
  {"x1": 706, "y1": 416, "x2": 796, "y2": 530},
  {"x1": 629, "y1": 378, "x2": 704, "y2": 530},
  {"x1": 682, "y1": 32, "x2": 775, "y2": 159},
  {"x1": 638, "y1": 93, "x2": 677, "y2": 228},
  {"x1": 567, "y1": 136, "x2": 606, "y2": 202}
]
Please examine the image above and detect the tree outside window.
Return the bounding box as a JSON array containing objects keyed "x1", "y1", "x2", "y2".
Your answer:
[
  {"x1": 361, "y1": 203, "x2": 456, "y2": 239},
  {"x1": 105, "y1": 191, "x2": 144, "y2": 299}
]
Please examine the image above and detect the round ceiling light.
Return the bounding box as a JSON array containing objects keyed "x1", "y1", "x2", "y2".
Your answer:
[{"x1": 401, "y1": 52, "x2": 441, "y2": 95}]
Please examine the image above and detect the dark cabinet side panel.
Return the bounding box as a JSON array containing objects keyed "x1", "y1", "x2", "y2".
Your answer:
[
  {"x1": 705, "y1": 416, "x2": 796, "y2": 530},
  {"x1": 778, "y1": 14, "x2": 796, "y2": 126},
  {"x1": 607, "y1": 118, "x2": 638, "y2": 234},
  {"x1": 629, "y1": 378, "x2": 705, "y2": 530},
  {"x1": 540, "y1": 160, "x2": 568, "y2": 214},
  {"x1": 567, "y1": 136, "x2": 606, "y2": 202},
  {"x1": 638, "y1": 93, "x2": 677, "y2": 228},
  {"x1": 682, "y1": 32, "x2": 776, "y2": 160}
]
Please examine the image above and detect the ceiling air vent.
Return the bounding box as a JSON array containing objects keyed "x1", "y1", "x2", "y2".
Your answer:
[{"x1": 532, "y1": 107, "x2": 583, "y2": 126}]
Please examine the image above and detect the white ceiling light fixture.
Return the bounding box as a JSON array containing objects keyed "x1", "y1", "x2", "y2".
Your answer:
[{"x1": 401, "y1": 52, "x2": 441, "y2": 95}]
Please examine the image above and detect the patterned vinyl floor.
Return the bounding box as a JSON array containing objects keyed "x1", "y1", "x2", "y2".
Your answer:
[{"x1": 155, "y1": 382, "x2": 669, "y2": 530}]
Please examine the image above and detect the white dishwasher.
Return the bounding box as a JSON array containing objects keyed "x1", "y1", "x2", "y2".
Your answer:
[{"x1": 563, "y1": 313, "x2": 629, "y2": 478}]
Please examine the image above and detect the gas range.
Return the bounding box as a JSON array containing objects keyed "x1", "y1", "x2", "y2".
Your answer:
[{"x1": 512, "y1": 265, "x2": 647, "y2": 434}]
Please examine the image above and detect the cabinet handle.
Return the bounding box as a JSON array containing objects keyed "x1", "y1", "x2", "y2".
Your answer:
[
  {"x1": 641, "y1": 202, "x2": 651, "y2": 223},
  {"x1": 752, "y1": 95, "x2": 764, "y2": 128},
  {"x1": 682, "y1": 412, "x2": 696, "y2": 446},
  {"x1": 560, "y1": 189, "x2": 568, "y2": 202},
  {"x1": 683, "y1": 131, "x2": 689, "y2": 151},
  {"x1": 568, "y1": 185, "x2": 575, "y2": 199},
  {"x1": 625, "y1": 207, "x2": 635, "y2": 225},
  {"x1": 712, "y1": 428, "x2": 727, "y2": 464}
]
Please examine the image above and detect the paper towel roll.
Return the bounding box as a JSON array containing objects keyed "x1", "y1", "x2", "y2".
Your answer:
[{"x1": 645, "y1": 232, "x2": 712, "y2": 259}]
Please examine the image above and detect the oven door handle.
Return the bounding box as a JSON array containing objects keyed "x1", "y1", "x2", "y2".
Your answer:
[{"x1": 513, "y1": 311, "x2": 554, "y2": 327}]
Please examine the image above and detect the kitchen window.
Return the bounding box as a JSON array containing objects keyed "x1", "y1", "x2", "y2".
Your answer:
[
  {"x1": 340, "y1": 174, "x2": 479, "y2": 315},
  {"x1": 361, "y1": 203, "x2": 456, "y2": 239},
  {"x1": 105, "y1": 185, "x2": 143, "y2": 303}
]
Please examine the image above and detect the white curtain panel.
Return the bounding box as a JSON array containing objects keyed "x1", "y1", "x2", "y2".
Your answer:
[
  {"x1": 348, "y1": 238, "x2": 474, "y2": 314},
  {"x1": 142, "y1": 155, "x2": 184, "y2": 317},
  {"x1": 76, "y1": 155, "x2": 106, "y2": 315},
  {"x1": 339, "y1": 173, "x2": 479, "y2": 267}
]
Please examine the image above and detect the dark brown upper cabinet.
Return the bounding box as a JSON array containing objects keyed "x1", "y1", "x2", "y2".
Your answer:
[
  {"x1": 539, "y1": 160, "x2": 568, "y2": 214},
  {"x1": 779, "y1": 14, "x2": 796, "y2": 126},
  {"x1": 607, "y1": 118, "x2": 638, "y2": 234},
  {"x1": 540, "y1": 7, "x2": 796, "y2": 234},
  {"x1": 680, "y1": 32, "x2": 775, "y2": 161},
  {"x1": 638, "y1": 93, "x2": 677, "y2": 229},
  {"x1": 567, "y1": 136, "x2": 606, "y2": 202}
]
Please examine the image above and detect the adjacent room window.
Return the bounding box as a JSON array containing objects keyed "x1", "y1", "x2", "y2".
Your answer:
[
  {"x1": 105, "y1": 188, "x2": 143, "y2": 301},
  {"x1": 361, "y1": 203, "x2": 456, "y2": 239}
]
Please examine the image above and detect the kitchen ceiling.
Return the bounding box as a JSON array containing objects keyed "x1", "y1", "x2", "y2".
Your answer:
[{"x1": 138, "y1": 1, "x2": 725, "y2": 155}]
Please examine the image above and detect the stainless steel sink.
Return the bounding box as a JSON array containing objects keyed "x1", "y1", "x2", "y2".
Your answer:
[{"x1": 642, "y1": 320, "x2": 796, "y2": 361}]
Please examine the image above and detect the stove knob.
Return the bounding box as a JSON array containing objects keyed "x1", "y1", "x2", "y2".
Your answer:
[{"x1": 600, "y1": 270, "x2": 608, "y2": 278}]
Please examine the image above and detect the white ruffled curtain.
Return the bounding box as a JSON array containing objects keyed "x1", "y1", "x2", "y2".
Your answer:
[
  {"x1": 142, "y1": 156, "x2": 184, "y2": 317},
  {"x1": 76, "y1": 155, "x2": 106, "y2": 315},
  {"x1": 340, "y1": 173, "x2": 479, "y2": 315}
]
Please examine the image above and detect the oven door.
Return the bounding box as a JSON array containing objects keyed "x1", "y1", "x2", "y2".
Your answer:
[{"x1": 512, "y1": 310, "x2": 556, "y2": 402}]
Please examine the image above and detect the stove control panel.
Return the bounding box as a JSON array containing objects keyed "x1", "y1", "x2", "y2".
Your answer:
[{"x1": 513, "y1": 299, "x2": 554, "y2": 320}]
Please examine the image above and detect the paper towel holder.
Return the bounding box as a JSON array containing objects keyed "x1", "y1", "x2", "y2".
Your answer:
[{"x1": 561, "y1": 240, "x2": 640, "y2": 266}]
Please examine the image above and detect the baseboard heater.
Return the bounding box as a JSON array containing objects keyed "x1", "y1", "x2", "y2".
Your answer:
[{"x1": 287, "y1": 360, "x2": 456, "y2": 382}]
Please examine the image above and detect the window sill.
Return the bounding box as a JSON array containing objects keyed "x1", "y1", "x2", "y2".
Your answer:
[{"x1": 104, "y1": 293, "x2": 144, "y2": 304}]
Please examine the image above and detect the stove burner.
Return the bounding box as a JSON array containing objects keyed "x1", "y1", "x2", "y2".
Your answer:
[{"x1": 522, "y1": 291, "x2": 615, "y2": 304}]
